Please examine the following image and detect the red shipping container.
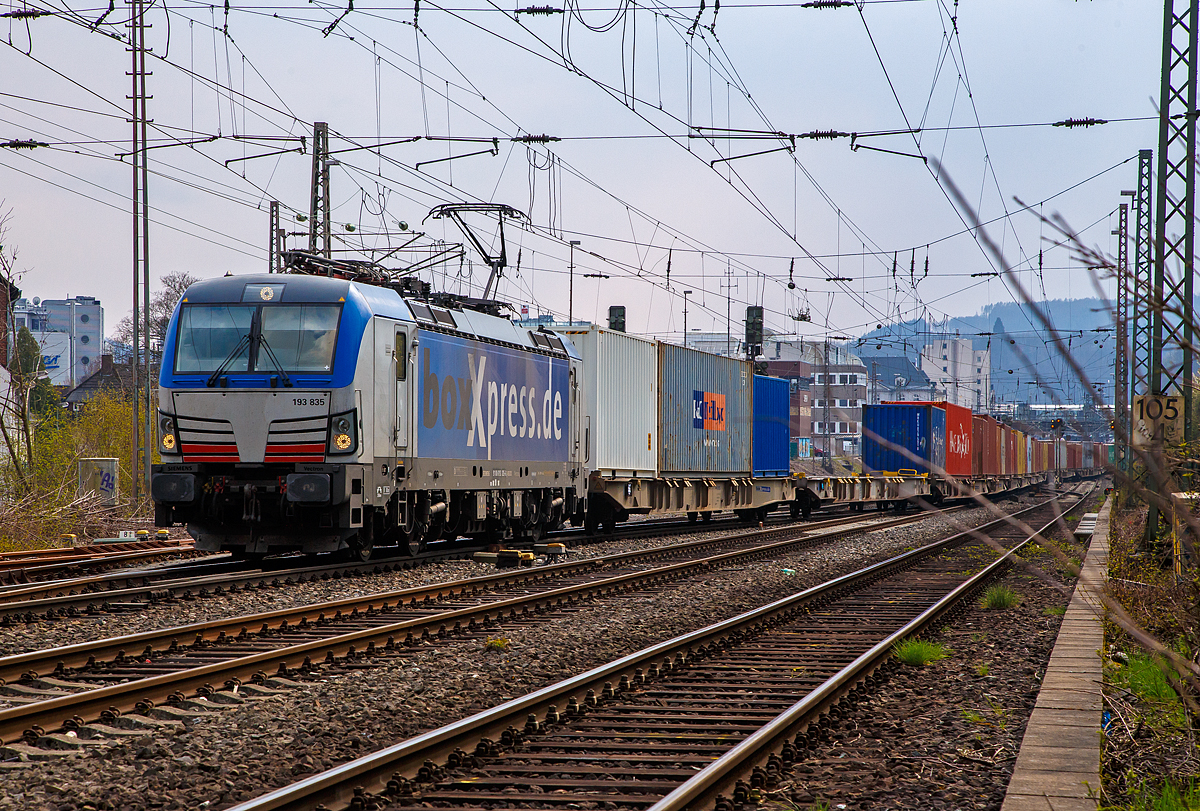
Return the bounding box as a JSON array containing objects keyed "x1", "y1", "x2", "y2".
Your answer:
[
  {"x1": 1034, "y1": 439, "x2": 1051, "y2": 472},
  {"x1": 886, "y1": 401, "x2": 972, "y2": 477},
  {"x1": 972, "y1": 414, "x2": 1000, "y2": 476},
  {"x1": 1071, "y1": 441, "x2": 1082, "y2": 470}
]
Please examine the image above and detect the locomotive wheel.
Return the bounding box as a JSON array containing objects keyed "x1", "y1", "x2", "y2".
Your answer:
[
  {"x1": 584, "y1": 509, "x2": 599, "y2": 535},
  {"x1": 404, "y1": 529, "x2": 426, "y2": 557}
]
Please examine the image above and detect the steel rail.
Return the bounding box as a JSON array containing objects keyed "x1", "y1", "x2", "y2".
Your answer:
[
  {"x1": 0, "y1": 503, "x2": 970, "y2": 744},
  {"x1": 0, "y1": 545, "x2": 205, "y2": 580},
  {"x1": 0, "y1": 503, "x2": 949, "y2": 622},
  {"x1": 0, "y1": 538, "x2": 192, "y2": 565},
  {"x1": 0, "y1": 544, "x2": 492, "y2": 617},
  {"x1": 220, "y1": 485, "x2": 1093, "y2": 811},
  {"x1": 0, "y1": 513, "x2": 769, "y2": 609},
  {"x1": 0, "y1": 506, "x2": 858, "y2": 606}
]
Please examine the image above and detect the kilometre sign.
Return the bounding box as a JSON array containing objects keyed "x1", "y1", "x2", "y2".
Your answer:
[{"x1": 1132, "y1": 394, "x2": 1184, "y2": 447}]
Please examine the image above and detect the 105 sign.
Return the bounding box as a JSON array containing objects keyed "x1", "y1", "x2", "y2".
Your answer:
[{"x1": 1132, "y1": 394, "x2": 1184, "y2": 447}]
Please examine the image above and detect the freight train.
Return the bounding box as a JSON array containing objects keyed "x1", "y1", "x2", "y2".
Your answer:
[
  {"x1": 149, "y1": 272, "x2": 1103, "y2": 559},
  {"x1": 149, "y1": 273, "x2": 800, "y2": 558}
]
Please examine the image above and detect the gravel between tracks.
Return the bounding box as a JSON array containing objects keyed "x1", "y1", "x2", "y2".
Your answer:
[{"x1": 1, "y1": 492, "x2": 1057, "y2": 811}]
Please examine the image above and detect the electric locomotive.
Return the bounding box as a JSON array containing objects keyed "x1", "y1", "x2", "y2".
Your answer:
[{"x1": 151, "y1": 273, "x2": 585, "y2": 559}]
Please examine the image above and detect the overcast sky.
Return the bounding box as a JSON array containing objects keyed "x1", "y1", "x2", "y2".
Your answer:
[{"x1": 1, "y1": 0, "x2": 1155, "y2": 354}]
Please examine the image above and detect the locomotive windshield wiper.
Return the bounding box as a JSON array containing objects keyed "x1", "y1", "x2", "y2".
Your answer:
[
  {"x1": 206, "y1": 333, "x2": 252, "y2": 388},
  {"x1": 255, "y1": 334, "x2": 294, "y2": 388}
]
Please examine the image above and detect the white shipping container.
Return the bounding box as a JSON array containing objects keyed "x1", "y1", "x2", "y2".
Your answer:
[{"x1": 563, "y1": 325, "x2": 658, "y2": 478}]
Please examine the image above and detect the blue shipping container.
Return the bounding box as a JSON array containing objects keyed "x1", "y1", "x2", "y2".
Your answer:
[
  {"x1": 657, "y1": 343, "x2": 753, "y2": 475},
  {"x1": 861, "y1": 403, "x2": 946, "y2": 474},
  {"x1": 753, "y1": 375, "x2": 790, "y2": 476}
]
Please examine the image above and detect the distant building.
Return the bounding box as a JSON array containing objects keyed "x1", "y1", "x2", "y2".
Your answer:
[
  {"x1": 919, "y1": 336, "x2": 991, "y2": 411},
  {"x1": 12, "y1": 295, "x2": 104, "y2": 387},
  {"x1": 864, "y1": 356, "x2": 934, "y2": 404},
  {"x1": 64, "y1": 354, "x2": 133, "y2": 409}
]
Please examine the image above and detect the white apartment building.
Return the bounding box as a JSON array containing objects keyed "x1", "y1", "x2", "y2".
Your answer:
[
  {"x1": 12, "y1": 295, "x2": 105, "y2": 387},
  {"x1": 919, "y1": 336, "x2": 991, "y2": 411}
]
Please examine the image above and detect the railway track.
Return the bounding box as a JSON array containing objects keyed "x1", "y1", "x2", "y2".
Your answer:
[
  {"x1": 0, "y1": 501, "x2": 976, "y2": 746},
  {"x1": 0, "y1": 502, "x2": 959, "y2": 623},
  {"x1": 0, "y1": 537, "x2": 202, "y2": 585},
  {"x1": 223, "y1": 482, "x2": 1095, "y2": 811}
]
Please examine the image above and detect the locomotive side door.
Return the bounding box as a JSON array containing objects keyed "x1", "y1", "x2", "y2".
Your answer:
[
  {"x1": 570, "y1": 363, "x2": 580, "y2": 467},
  {"x1": 373, "y1": 321, "x2": 400, "y2": 465},
  {"x1": 394, "y1": 325, "x2": 410, "y2": 450}
]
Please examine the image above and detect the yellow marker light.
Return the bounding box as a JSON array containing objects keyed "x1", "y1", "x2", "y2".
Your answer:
[
  {"x1": 334, "y1": 433, "x2": 353, "y2": 451},
  {"x1": 162, "y1": 434, "x2": 176, "y2": 451}
]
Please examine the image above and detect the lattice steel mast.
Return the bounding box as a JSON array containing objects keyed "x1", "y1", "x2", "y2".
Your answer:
[
  {"x1": 1131, "y1": 150, "x2": 1154, "y2": 404},
  {"x1": 1115, "y1": 201, "x2": 1129, "y2": 471},
  {"x1": 1152, "y1": 0, "x2": 1198, "y2": 433}
]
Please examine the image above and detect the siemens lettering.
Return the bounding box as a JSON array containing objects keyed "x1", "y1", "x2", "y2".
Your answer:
[
  {"x1": 418, "y1": 331, "x2": 570, "y2": 462},
  {"x1": 692, "y1": 390, "x2": 727, "y2": 431}
]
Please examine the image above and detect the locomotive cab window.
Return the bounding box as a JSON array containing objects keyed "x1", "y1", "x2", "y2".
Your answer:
[
  {"x1": 395, "y1": 331, "x2": 407, "y2": 380},
  {"x1": 259, "y1": 305, "x2": 339, "y2": 372},
  {"x1": 173, "y1": 302, "x2": 341, "y2": 374},
  {"x1": 175, "y1": 305, "x2": 254, "y2": 373}
]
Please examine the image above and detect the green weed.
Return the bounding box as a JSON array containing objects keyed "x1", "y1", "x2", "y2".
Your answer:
[
  {"x1": 980, "y1": 585, "x2": 1020, "y2": 610},
  {"x1": 484, "y1": 636, "x2": 510, "y2": 652},
  {"x1": 893, "y1": 639, "x2": 950, "y2": 666},
  {"x1": 976, "y1": 663, "x2": 990, "y2": 677},
  {"x1": 1043, "y1": 605, "x2": 1066, "y2": 617},
  {"x1": 1109, "y1": 650, "x2": 1187, "y2": 729},
  {"x1": 1113, "y1": 778, "x2": 1200, "y2": 811},
  {"x1": 962, "y1": 709, "x2": 986, "y2": 724}
]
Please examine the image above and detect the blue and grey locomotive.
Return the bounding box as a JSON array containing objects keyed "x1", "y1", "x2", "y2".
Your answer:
[{"x1": 151, "y1": 273, "x2": 585, "y2": 558}]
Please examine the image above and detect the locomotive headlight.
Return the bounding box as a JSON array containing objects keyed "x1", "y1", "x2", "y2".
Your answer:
[
  {"x1": 327, "y1": 410, "x2": 358, "y2": 454},
  {"x1": 159, "y1": 415, "x2": 178, "y2": 453}
]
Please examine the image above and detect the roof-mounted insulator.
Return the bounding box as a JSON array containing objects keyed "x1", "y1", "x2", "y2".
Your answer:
[
  {"x1": 801, "y1": 0, "x2": 852, "y2": 7},
  {"x1": 799, "y1": 130, "x2": 850, "y2": 140},
  {"x1": 512, "y1": 134, "x2": 561, "y2": 143},
  {"x1": 1052, "y1": 118, "x2": 1108, "y2": 128},
  {"x1": 0, "y1": 139, "x2": 49, "y2": 150},
  {"x1": 515, "y1": 5, "x2": 563, "y2": 14}
]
